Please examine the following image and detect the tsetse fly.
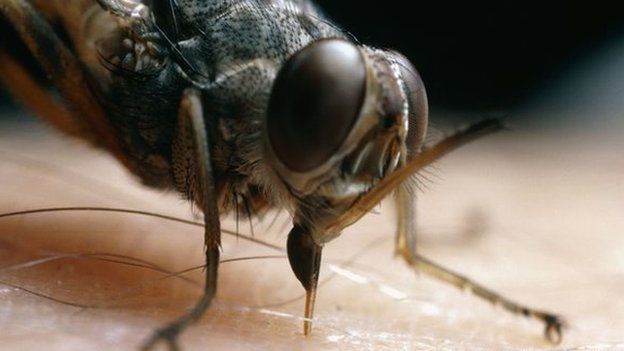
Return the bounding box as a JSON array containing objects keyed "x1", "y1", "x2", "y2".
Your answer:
[{"x1": 0, "y1": 0, "x2": 564, "y2": 349}]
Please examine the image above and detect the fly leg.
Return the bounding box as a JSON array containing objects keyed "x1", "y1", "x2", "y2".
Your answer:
[
  {"x1": 389, "y1": 120, "x2": 565, "y2": 343},
  {"x1": 0, "y1": 0, "x2": 132, "y2": 170},
  {"x1": 141, "y1": 89, "x2": 221, "y2": 351},
  {"x1": 395, "y1": 185, "x2": 417, "y2": 258},
  {"x1": 400, "y1": 250, "x2": 565, "y2": 343}
]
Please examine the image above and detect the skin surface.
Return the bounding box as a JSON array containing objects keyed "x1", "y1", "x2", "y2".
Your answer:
[
  {"x1": 0, "y1": 107, "x2": 623, "y2": 350},
  {"x1": 1, "y1": 1, "x2": 624, "y2": 349}
]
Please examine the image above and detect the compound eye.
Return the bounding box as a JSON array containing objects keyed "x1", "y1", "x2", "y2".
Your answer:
[
  {"x1": 267, "y1": 39, "x2": 366, "y2": 173},
  {"x1": 390, "y1": 51, "x2": 429, "y2": 158}
]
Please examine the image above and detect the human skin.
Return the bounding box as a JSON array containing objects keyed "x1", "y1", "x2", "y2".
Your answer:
[{"x1": 0, "y1": 112, "x2": 623, "y2": 350}]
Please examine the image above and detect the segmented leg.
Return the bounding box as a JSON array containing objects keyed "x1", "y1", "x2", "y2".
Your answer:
[
  {"x1": 395, "y1": 185, "x2": 417, "y2": 258},
  {"x1": 394, "y1": 121, "x2": 565, "y2": 344},
  {"x1": 142, "y1": 89, "x2": 221, "y2": 351},
  {"x1": 402, "y1": 251, "x2": 565, "y2": 343},
  {"x1": 0, "y1": 0, "x2": 133, "y2": 171}
]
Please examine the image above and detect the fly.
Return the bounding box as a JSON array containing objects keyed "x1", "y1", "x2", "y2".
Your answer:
[{"x1": 0, "y1": 0, "x2": 564, "y2": 349}]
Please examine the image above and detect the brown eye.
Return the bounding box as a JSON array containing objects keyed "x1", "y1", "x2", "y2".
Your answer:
[
  {"x1": 390, "y1": 51, "x2": 429, "y2": 158},
  {"x1": 267, "y1": 39, "x2": 366, "y2": 173}
]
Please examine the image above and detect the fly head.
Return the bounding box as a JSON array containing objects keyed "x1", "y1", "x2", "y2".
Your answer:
[{"x1": 265, "y1": 38, "x2": 429, "y2": 244}]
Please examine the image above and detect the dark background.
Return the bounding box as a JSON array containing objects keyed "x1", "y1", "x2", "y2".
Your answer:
[
  {"x1": 314, "y1": 0, "x2": 624, "y2": 112},
  {"x1": 2, "y1": 0, "x2": 624, "y2": 114}
]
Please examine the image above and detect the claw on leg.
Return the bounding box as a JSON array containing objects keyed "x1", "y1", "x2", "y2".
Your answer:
[{"x1": 541, "y1": 311, "x2": 565, "y2": 344}]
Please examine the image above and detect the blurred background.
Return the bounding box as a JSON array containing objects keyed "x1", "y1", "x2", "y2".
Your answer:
[
  {"x1": 4, "y1": 0, "x2": 624, "y2": 119},
  {"x1": 316, "y1": 0, "x2": 624, "y2": 117},
  {"x1": 0, "y1": 0, "x2": 624, "y2": 119}
]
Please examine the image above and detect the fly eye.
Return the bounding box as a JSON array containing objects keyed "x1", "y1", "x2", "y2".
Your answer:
[
  {"x1": 390, "y1": 51, "x2": 429, "y2": 157},
  {"x1": 267, "y1": 39, "x2": 366, "y2": 173}
]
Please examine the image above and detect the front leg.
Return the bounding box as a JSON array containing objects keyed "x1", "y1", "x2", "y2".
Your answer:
[
  {"x1": 401, "y1": 250, "x2": 565, "y2": 343},
  {"x1": 142, "y1": 88, "x2": 221, "y2": 351},
  {"x1": 395, "y1": 122, "x2": 565, "y2": 344}
]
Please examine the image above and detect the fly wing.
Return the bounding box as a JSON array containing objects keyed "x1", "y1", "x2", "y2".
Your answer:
[
  {"x1": 21, "y1": 1, "x2": 134, "y2": 84},
  {"x1": 0, "y1": 0, "x2": 135, "y2": 172},
  {"x1": 28, "y1": 0, "x2": 96, "y2": 41}
]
